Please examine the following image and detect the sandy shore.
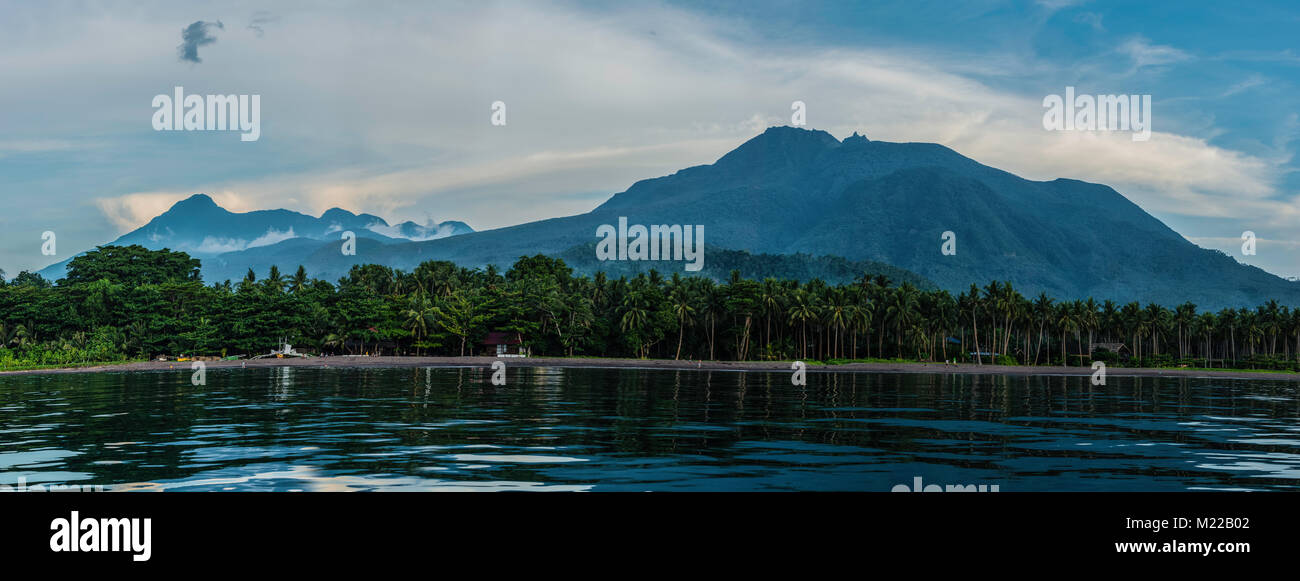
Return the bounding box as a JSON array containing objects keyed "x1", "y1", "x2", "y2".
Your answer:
[{"x1": 4, "y1": 355, "x2": 1300, "y2": 381}]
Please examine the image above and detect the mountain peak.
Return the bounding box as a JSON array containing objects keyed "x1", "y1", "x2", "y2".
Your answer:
[
  {"x1": 759, "y1": 125, "x2": 838, "y2": 142},
  {"x1": 170, "y1": 193, "x2": 220, "y2": 211},
  {"x1": 842, "y1": 131, "x2": 869, "y2": 145},
  {"x1": 320, "y1": 207, "x2": 356, "y2": 220},
  {"x1": 714, "y1": 126, "x2": 841, "y2": 171}
]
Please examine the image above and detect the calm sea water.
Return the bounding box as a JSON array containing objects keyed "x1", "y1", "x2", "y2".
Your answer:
[{"x1": 1, "y1": 366, "x2": 1298, "y2": 492}]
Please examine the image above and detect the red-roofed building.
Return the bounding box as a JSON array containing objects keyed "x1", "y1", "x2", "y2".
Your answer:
[{"x1": 482, "y1": 331, "x2": 528, "y2": 357}]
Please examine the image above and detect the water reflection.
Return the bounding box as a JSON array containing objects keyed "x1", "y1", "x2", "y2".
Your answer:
[{"x1": 0, "y1": 367, "x2": 1297, "y2": 491}]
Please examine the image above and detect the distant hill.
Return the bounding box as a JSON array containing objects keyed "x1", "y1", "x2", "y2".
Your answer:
[
  {"x1": 37, "y1": 194, "x2": 473, "y2": 281},
  {"x1": 42, "y1": 127, "x2": 1300, "y2": 309}
]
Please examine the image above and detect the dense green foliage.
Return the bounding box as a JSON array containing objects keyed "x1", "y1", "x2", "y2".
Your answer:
[
  {"x1": 557, "y1": 242, "x2": 935, "y2": 289},
  {"x1": 61, "y1": 243, "x2": 201, "y2": 286},
  {"x1": 6, "y1": 245, "x2": 1300, "y2": 371}
]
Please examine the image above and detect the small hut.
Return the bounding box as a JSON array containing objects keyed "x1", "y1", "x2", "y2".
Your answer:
[{"x1": 482, "y1": 332, "x2": 528, "y2": 357}]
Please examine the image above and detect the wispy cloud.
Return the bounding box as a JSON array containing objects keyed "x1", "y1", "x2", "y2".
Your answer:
[
  {"x1": 1119, "y1": 36, "x2": 1192, "y2": 69},
  {"x1": 1034, "y1": 0, "x2": 1089, "y2": 12},
  {"x1": 247, "y1": 11, "x2": 277, "y2": 38},
  {"x1": 191, "y1": 227, "x2": 295, "y2": 254}
]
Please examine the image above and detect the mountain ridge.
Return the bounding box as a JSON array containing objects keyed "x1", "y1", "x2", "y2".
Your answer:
[
  {"x1": 38, "y1": 126, "x2": 1298, "y2": 310},
  {"x1": 37, "y1": 194, "x2": 474, "y2": 280}
]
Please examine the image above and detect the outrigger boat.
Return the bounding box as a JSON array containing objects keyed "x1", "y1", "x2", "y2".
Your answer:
[{"x1": 251, "y1": 341, "x2": 311, "y2": 360}]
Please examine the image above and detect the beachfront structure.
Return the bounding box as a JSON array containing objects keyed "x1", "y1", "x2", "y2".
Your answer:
[
  {"x1": 1089, "y1": 342, "x2": 1129, "y2": 355},
  {"x1": 482, "y1": 332, "x2": 528, "y2": 357}
]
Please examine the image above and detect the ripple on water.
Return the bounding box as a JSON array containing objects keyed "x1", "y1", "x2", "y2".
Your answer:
[{"x1": 2, "y1": 367, "x2": 1300, "y2": 491}]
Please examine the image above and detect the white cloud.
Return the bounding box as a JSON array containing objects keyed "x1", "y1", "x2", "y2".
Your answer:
[
  {"x1": 366, "y1": 220, "x2": 460, "y2": 242},
  {"x1": 189, "y1": 227, "x2": 295, "y2": 254},
  {"x1": 247, "y1": 227, "x2": 296, "y2": 248},
  {"x1": 193, "y1": 236, "x2": 248, "y2": 255},
  {"x1": 1119, "y1": 36, "x2": 1193, "y2": 69}
]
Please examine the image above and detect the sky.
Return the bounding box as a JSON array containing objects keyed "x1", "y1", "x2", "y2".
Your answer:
[{"x1": 1, "y1": 0, "x2": 1297, "y2": 277}]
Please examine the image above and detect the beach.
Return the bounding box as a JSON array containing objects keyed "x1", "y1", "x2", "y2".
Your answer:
[{"x1": 4, "y1": 355, "x2": 1299, "y2": 381}]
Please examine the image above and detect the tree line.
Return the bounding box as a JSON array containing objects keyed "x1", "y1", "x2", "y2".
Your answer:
[{"x1": 3, "y1": 244, "x2": 1300, "y2": 370}]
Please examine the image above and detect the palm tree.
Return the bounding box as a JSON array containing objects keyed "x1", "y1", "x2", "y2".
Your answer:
[
  {"x1": 403, "y1": 296, "x2": 435, "y2": 355},
  {"x1": 787, "y1": 290, "x2": 817, "y2": 359},
  {"x1": 759, "y1": 278, "x2": 783, "y2": 353},
  {"x1": 1055, "y1": 302, "x2": 1079, "y2": 366},
  {"x1": 1143, "y1": 303, "x2": 1168, "y2": 358},
  {"x1": 619, "y1": 290, "x2": 653, "y2": 359},
  {"x1": 1261, "y1": 300, "x2": 1282, "y2": 356},
  {"x1": 1241, "y1": 310, "x2": 1263, "y2": 360},
  {"x1": 886, "y1": 284, "x2": 920, "y2": 360},
  {"x1": 700, "y1": 282, "x2": 726, "y2": 360},
  {"x1": 1219, "y1": 308, "x2": 1238, "y2": 366},
  {"x1": 1195, "y1": 312, "x2": 1217, "y2": 367},
  {"x1": 824, "y1": 289, "x2": 851, "y2": 360},
  {"x1": 290, "y1": 265, "x2": 310, "y2": 294},
  {"x1": 959, "y1": 285, "x2": 983, "y2": 364},
  {"x1": 264, "y1": 265, "x2": 285, "y2": 293},
  {"x1": 1174, "y1": 302, "x2": 1196, "y2": 360},
  {"x1": 930, "y1": 291, "x2": 955, "y2": 361},
  {"x1": 669, "y1": 282, "x2": 696, "y2": 360},
  {"x1": 1031, "y1": 293, "x2": 1053, "y2": 365},
  {"x1": 847, "y1": 296, "x2": 874, "y2": 360},
  {"x1": 1100, "y1": 300, "x2": 1120, "y2": 343},
  {"x1": 1077, "y1": 298, "x2": 1099, "y2": 361}
]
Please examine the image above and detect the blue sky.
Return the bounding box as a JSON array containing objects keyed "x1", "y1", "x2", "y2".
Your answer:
[{"x1": 1, "y1": 0, "x2": 1297, "y2": 277}]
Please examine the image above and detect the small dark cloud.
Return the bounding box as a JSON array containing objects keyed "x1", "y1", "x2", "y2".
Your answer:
[
  {"x1": 178, "y1": 20, "x2": 224, "y2": 63},
  {"x1": 247, "y1": 11, "x2": 278, "y2": 38}
]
